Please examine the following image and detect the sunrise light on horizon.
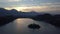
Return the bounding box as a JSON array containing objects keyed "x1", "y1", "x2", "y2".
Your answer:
[{"x1": 0, "y1": 0, "x2": 60, "y2": 12}]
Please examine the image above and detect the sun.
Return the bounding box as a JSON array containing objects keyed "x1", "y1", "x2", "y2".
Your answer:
[
  {"x1": 5, "y1": 7, "x2": 33, "y2": 12},
  {"x1": 5, "y1": 6, "x2": 48, "y2": 12},
  {"x1": 14, "y1": 7, "x2": 25, "y2": 11},
  {"x1": 14, "y1": 7, "x2": 32, "y2": 11},
  {"x1": 5, "y1": 7, "x2": 25, "y2": 11}
]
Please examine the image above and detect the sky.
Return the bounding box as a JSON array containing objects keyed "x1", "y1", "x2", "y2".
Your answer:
[{"x1": 0, "y1": 0, "x2": 60, "y2": 12}]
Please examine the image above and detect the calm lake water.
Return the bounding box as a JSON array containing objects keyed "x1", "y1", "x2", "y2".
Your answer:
[{"x1": 0, "y1": 18, "x2": 60, "y2": 34}]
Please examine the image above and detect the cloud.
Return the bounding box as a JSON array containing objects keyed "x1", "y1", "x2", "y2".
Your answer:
[
  {"x1": 39, "y1": 2, "x2": 60, "y2": 6},
  {"x1": 0, "y1": 0, "x2": 21, "y2": 2},
  {"x1": 7, "y1": 0, "x2": 20, "y2": 2},
  {"x1": 0, "y1": 0, "x2": 60, "y2": 7},
  {"x1": 5, "y1": 6, "x2": 60, "y2": 12},
  {"x1": 0, "y1": 0, "x2": 60, "y2": 12}
]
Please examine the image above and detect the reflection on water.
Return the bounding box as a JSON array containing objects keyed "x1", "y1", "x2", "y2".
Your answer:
[{"x1": 0, "y1": 18, "x2": 60, "y2": 34}]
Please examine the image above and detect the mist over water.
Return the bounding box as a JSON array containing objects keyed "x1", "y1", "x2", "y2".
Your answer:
[{"x1": 0, "y1": 18, "x2": 60, "y2": 34}]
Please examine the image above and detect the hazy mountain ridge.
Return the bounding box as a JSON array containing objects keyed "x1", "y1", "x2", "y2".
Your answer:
[
  {"x1": 38, "y1": 10, "x2": 60, "y2": 15},
  {"x1": 0, "y1": 8, "x2": 60, "y2": 17},
  {"x1": 0, "y1": 8, "x2": 39, "y2": 18}
]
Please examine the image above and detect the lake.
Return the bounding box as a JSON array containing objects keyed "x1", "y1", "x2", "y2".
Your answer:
[{"x1": 0, "y1": 18, "x2": 60, "y2": 34}]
